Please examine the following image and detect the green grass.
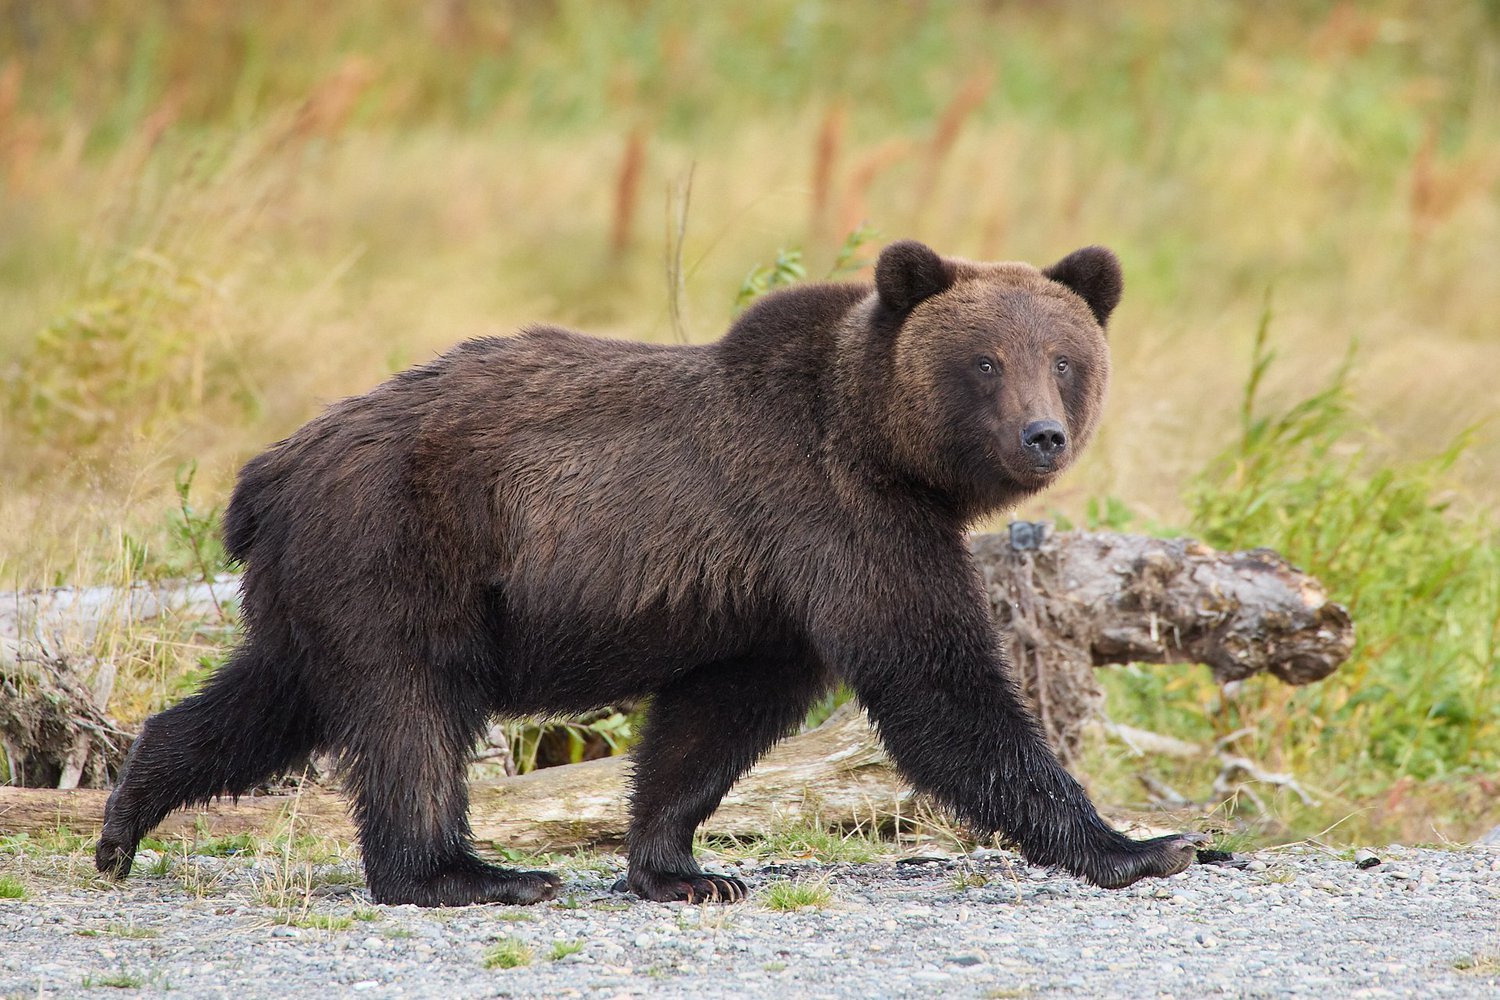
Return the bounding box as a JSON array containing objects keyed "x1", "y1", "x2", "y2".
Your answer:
[
  {"x1": 276, "y1": 912, "x2": 354, "y2": 932},
  {"x1": 1453, "y1": 953, "x2": 1500, "y2": 975},
  {"x1": 548, "y1": 939, "x2": 585, "y2": 961},
  {"x1": 950, "y1": 869, "x2": 990, "y2": 892},
  {"x1": 1255, "y1": 869, "x2": 1297, "y2": 886},
  {"x1": 181, "y1": 832, "x2": 259, "y2": 858},
  {"x1": 1205, "y1": 829, "x2": 1260, "y2": 856},
  {"x1": 1093, "y1": 314, "x2": 1500, "y2": 842},
  {"x1": 0, "y1": 876, "x2": 28, "y2": 900},
  {"x1": 705, "y1": 820, "x2": 888, "y2": 865},
  {"x1": 482, "y1": 938, "x2": 533, "y2": 970},
  {"x1": 76, "y1": 923, "x2": 160, "y2": 940},
  {"x1": 81, "y1": 972, "x2": 147, "y2": 990},
  {"x1": 1191, "y1": 317, "x2": 1499, "y2": 782},
  {"x1": 761, "y1": 878, "x2": 833, "y2": 911},
  {"x1": 0, "y1": 828, "x2": 95, "y2": 857}
]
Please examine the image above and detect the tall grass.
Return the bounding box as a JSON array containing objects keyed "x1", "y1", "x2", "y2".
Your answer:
[
  {"x1": 1097, "y1": 308, "x2": 1499, "y2": 838},
  {"x1": 1189, "y1": 311, "x2": 1499, "y2": 786}
]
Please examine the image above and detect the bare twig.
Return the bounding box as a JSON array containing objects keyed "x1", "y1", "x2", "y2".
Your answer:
[{"x1": 665, "y1": 163, "x2": 695, "y2": 344}]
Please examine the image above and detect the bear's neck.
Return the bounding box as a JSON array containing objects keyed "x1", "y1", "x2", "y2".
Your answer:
[{"x1": 714, "y1": 281, "x2": 867, "y2": 448}]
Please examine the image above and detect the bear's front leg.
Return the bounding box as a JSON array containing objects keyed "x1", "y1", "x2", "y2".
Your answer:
[
  {"x1": 820, "y1": 564, "x2": 1204, "y2": 889},
  {"x1": 624, "y1": 652, "x2": 829, "y2": 903},
  {"x1": 857, "y1": 658, "x2": 1203, "y2": 886}
]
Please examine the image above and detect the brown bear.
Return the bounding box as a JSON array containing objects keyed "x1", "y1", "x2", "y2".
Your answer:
[{"x1": 96, "y1": 240, "x2": 1202, "y2": 906}]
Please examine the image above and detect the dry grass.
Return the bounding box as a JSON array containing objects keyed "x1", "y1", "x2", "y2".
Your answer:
[{"x1": 3, "y1": 2, "x2": 1496, "y2": 584}]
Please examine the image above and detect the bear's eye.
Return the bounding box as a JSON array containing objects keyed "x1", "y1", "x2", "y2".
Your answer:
[
  {"x1": 977, "y1": 358, "x2": 997, "y2": 375},
  {"x1": 1055, "y1": 357, "x2": 1071, "y2": 374}
]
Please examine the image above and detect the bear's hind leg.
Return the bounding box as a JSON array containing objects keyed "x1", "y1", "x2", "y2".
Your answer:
[
  {"x1": 96, "y1": 641, "x2": 320, "y2": 878},
  {"x1": 625, "y1": 652, "x2": 827, "y2": 904},
  {"x1": 339, "y1": 676, "x2": 559, "y2": 907}
]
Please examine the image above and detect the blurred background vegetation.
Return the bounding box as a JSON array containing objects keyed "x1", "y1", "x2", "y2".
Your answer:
[{"x1": 0, "y1": 0, "x2": 1496, "y2": 845}]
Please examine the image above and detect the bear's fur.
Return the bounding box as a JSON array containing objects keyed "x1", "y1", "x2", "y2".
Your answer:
[{"x1": 97, "y1": 240, "x2": 1200, "y2": 906}]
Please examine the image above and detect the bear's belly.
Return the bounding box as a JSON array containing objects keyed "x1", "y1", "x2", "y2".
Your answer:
[{"x1": 489, "y1": 604, "x2": 791, "y2": 715}]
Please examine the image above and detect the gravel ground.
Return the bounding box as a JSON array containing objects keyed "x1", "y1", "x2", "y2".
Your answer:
[{"x1": 2, "y1": 845, "x2": 1497, "y2": 999}]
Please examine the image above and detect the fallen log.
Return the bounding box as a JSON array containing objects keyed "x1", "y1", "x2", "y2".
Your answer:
[
  {"x1": 978, "y1": 526, "x2": 1353, "y2": 760},
  {"x1": 0, "y1": 705, "x2": 903, "y2": 850}
]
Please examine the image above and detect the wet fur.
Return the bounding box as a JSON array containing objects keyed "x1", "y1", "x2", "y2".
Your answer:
[{"x1": 97, "y1": 241, "x2": 1199, "y2": 905}]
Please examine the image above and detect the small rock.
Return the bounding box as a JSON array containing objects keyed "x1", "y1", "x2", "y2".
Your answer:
[
  {"x1": 1354, "y1": 849, "x2": 1381, "y2": 869},
  {"x1": 312, "y1": 884, "x2": 356, "y2": 898},
  {"x1": 1195, "y1": 849, "x2": 1236, "y2": 865},
  {"x1": 1245, "y1": 860, "x2": 1268, "y2": 872},
  {"x1": 1385, "y1": 868, "x2": 1415, "y2": 880},
  {"x1": 946, "y1": 953, "x2": 985, "y2": 967},
  {"x1": 270, "y1": 926, "x2": 301, "y2": 939}
]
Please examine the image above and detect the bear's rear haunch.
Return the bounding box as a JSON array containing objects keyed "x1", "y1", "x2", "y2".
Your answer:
[{"x1": 97, "y1": 241, "x2": 1202, "y2": 906}]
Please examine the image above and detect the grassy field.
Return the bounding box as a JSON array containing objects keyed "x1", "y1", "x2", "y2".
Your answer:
[{"x1": 1, "y1": 1, "x2": 1497, "y2": 844}]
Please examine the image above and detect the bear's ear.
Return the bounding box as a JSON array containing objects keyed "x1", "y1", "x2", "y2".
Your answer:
[
  {"x1": 875, "y1": 240, "x2": 956, "y2": 314},
  {"x1": 1043, "y1": 246, "x2": 1123, "y2": 328}
]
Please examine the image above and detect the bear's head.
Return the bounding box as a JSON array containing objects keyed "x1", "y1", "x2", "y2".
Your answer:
[{"x1": 861, "y1": 239, "x2": 1121, "y2": 518}]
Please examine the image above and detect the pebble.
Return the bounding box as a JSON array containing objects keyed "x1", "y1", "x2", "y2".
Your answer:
[
  {"x1": 2, "y1": 847, "x2": 1495, "y2": 998},
  {"x1": 946, "y1": 953, "x2": 985, "y2": 966}
]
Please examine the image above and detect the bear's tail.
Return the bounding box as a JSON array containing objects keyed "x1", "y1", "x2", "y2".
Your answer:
[{"x1": 223, "y1": 451, "x2": 280, "y2": 564}]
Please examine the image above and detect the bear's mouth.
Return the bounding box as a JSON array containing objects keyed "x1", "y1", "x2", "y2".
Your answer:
[{"x1": 999, "y1": 460, "x2": 1063, "y2": 488}]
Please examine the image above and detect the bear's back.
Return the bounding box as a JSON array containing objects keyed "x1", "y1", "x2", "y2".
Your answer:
[{"x1": 229, "y1": 324, "x2": 837, "y2": 653}]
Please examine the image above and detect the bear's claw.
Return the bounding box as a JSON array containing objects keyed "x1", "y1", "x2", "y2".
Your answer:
[
  {"x1": 1086, "y1": 832, "x2": 1208, "y2": 890},
  {"x1": 95, "y1": 836, "x2": 136, "y2": 880},
  {"x1": 368, "y1": 862, "x2": 560, "y2": 907},
  {"x1": 618, "y1": 871, "x2": 748, "y2": 904}
]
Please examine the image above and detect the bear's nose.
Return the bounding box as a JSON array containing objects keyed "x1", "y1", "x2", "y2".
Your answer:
[{"x1": 1021, "y1": 420, "x2": 1068, "y2": 461}]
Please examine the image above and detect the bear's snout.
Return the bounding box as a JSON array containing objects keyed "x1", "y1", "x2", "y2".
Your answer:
[{"x1": 1021, "y1": 419, "x2": 1068, "y2": 466}]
